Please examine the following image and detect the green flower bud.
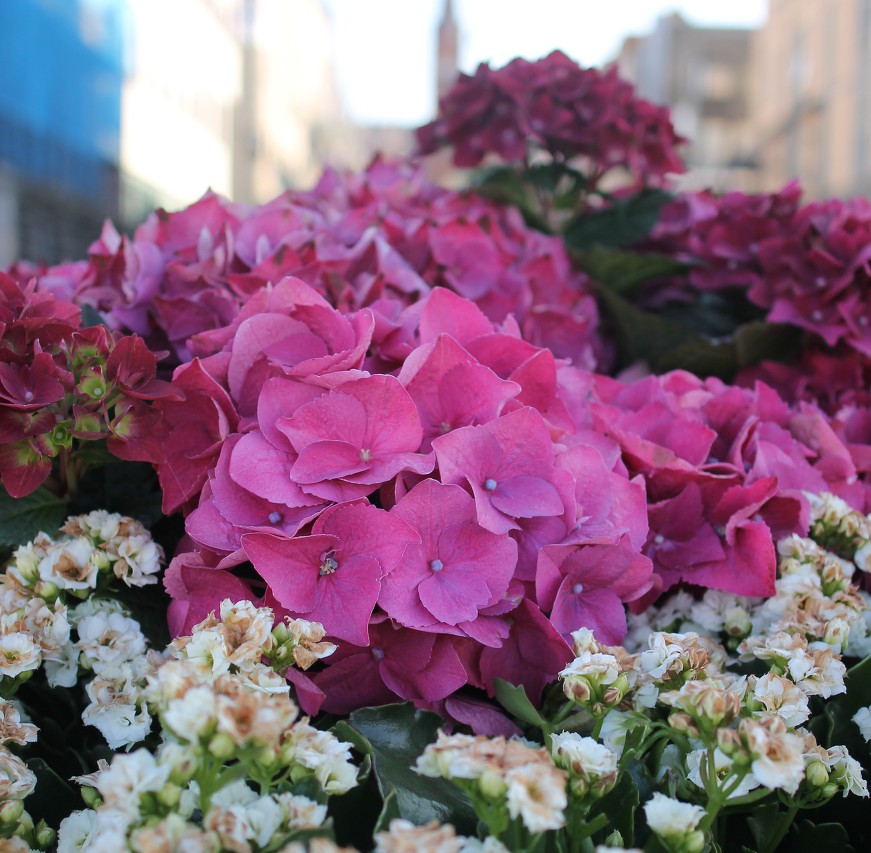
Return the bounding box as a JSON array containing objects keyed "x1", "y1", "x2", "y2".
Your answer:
[
  {"x1": 208, "y1": 733, "x2": 236, "y2": 761},
  {"x1": 81, "y1": 787, "x2": 102, "y2": 808},
  {"x1": 156, "y1": 782, "x2": 181, "y2": 808},
  {"x1": 684, "y1": 829, "x2": 706, "y2": 853},
  {"x1": 0, "y1": 799, "x2": 24, "y2": 825},
  {"x1": 34, "y1": 820, "x2": 56, "y2": 850},
  {"x1": 806, "y1": 761, "x2": 829, "y2": 788},
  {"x1": 32, "y1": 580, "x2": 60, "y2": 604}
]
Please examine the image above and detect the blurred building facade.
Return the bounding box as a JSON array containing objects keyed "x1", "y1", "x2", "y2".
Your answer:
[
  {"x1": 616, "y1": 13, "x2": 756, "y2": 191},
  {"x1": 750, "y1": 0, "x2": 871, "y2": 199},
  {"x1": 0, "y1": 0, "x2": 348, "y2": 265},
  {"x1": 0, "y1": 0, "x2": 125, "y2": 265}
]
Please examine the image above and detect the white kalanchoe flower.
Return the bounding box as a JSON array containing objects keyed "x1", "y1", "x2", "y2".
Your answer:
[
  {"x1": 375, "y1": 819, "x2": 464, "y2": 853},
  {"x1": 853, "y1": 706, "x2": 871, "y2": 742},
  {"x1": 82, "y1": 673, "x2": 151, "y2": 750},
  {"x1": 92, "y1": 748, "x2": 172, "y2": 817},
  {"x1": 504, "y1": 761, "x2": 568, "y2": 833},
  {"x1": 113, "y1": 534, "x2": 162, "y2": 587},
  {"x1": 550, "y1": 732, "x2": 618, "y2": 778},
  {"x1": 0, "y1": 700, "x2": 38, "y2": 745},
  {"x1": 162, "y1": 684, "x2": 219, "y2": 742},
  {"x1": 686, "y1": 748, "x2": 759, "y2": 799},
  {"x1": 0, "y1": 746, "x2": 37, "y2": 801},
  {"x1": 0, "y1": 632, "x2": 41, "y2": 678},
  {"x1": 749, "y1": 672, "x2": 811, "y2": 728},
  {"x1": 75, "y1": 610, "x2": 147, "y2": 679},
  {"x1": 643, "y1": 793, "x2": 705, "y2": 841},
  {"x1": 823, "y1": 745, "x2": 869, "y2": 797},
  {"x1": 740, "y1": 718, "x2": 806, "y2": 794},
  {"x1": 57, "y1": 808, "x2": 133, "y2": 853}
]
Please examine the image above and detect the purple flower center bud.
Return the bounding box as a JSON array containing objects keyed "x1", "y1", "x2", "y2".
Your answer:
[
  {"x1": 23, "y1": 390, "x2": 34, "y2": 402},
  {"x1": 372, "y1": 647, "x2": 384, "y2": 660},
  {"x1": 430, "y1": 559, "x2": 444, "y2": 572},
  {"x1": 484, "y1": 478, "x2": 497, "y2": 492},
  {"x1": 654, "y1": 534, "x2": 665, "y2": 545},
  {"x1": 268, "y1": 511, "x2": 282, "y2": 525},
  {"x1": 360, "y1": 448, "x2": 372, "y2": 462},
  {"x1": 319, "y1": 554, "x2": 339, "y2": 576},
  {"x1": 572, "y1": 582, "x2": 584, "y2": 595}
]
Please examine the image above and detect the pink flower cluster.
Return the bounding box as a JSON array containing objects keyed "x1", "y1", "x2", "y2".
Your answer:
[
  {"x1": 9, "y1": 160, "x2": 601, "y2": 373},
  {"x1": 159, "y1": 281, "x2": 653, "y2": 719},
  {"x1": 586, "y1": 371, "x2": 870, "y2": 608},
  {"x1": 647, "y1": 184, "x2": 871, "y2": 357},
  {"x1": 151, "y1": 272, "x2": 865, "y2": 720},
  {"x1": 0, "y1": 273, "x2": 175, "y2": 497},
  {"x1": 416, "y1": 51, "x2": 685, "y2": 186}
]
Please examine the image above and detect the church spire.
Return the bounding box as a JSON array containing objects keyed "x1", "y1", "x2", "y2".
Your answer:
[{"x1": 437, "y1": 0, "x2": 459, "y2": 99}]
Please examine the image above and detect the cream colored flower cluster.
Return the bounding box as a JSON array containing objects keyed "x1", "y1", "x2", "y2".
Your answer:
[
  {"x1": 0, "y1": 511, "x2": 162, "y2": 695},
  {"x1": 415, "y1": 731, "x2": 573, "y2": 835},
  {"x1": 58, "y1": 600, "x2": 354, "y2": 853}
]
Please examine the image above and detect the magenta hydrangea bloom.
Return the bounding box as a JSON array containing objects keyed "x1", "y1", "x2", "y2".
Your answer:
[
  {"x1": 399, "y1": 334, "x2": 520, "y2": 451},
  {"x1": 433, "y1": 406, "x2": 565, "y2": 534},
  {"x1": 378, "y1": 479, "x2": 518, "y2": 641},
  {"x1": 281, "y1": 374, "x2": 433, "y2": 502},
  {"x1": 242, "y1": 500, "x2": 419, "y2": 645},
  {"x1": 536, "y1": 537, "x2": 654, "y2": 645},
  {"x1": 312, "y1": 617, "x2": 469, "y2": 715}
]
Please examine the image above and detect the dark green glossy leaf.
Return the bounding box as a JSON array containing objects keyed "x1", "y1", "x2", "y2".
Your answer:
[
  {"x1": 373, "y1": 788, "x2": 403, "y2": 835},
  {"x1": 346, "y1": 704, "x2": 476, "y2": 834},
  {"x1": 0, "y1": 484, "x2": 67, "y2": 548},
  {"x1": 563, "y1": 189, "x2": 672, "y2": 251},
  {"x1": 787, "y1": 819, "x2": 853, "y2": 853},
  {"x1": 746, "y1": 803, "x2": 781, "y2": 851},
  {"x1": 595, "y1": 768, "x2": 639, "y2": 846},
  {"x1": 493, "y1": 678, "x2": 547, "y2": 728},
  {"x1": 26, "y1": 757, "x2": 79, "y2": 829},
  {"x1": 577, "y1": 247, "x2": 689, "y2": 295}
]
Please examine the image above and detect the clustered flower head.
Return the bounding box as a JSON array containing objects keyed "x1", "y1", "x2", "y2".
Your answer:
[
  {"x1": 417, "y1": 51, "x2": 685, "y2": 188},
  {"x1": 0, "y1": 274, "x2": 178, "y2": 498},
  {"x1": 0, "y1": 512, "x2": 162, "y2": 706},
  {"x1": 415, "y1": 731, "x2": 569, "y2": 835},
  {"x1": 58, "y1": 598, "x2": 355, "y2": 852},
  {"x1": 645, "y1": 184, "x2": 871, "y2": 361}
]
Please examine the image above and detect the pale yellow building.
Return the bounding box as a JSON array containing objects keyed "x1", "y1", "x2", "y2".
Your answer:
[
  {"x1": 616, "y1": 13, "x2": 757, "y2": 191},
  {"x1": 751, "y1": 0, "x2": 871, "y2": 199}
]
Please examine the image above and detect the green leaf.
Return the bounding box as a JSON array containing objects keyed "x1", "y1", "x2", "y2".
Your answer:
[
  {"x1": 595, "y1": 768, "x2": 639, "y2": 846},
  {"x1": 346, "y1": 704, "x2": 477, "y2": 834},
  {"x1": 472, "y1": 166, "x2": 550, "y2": 232},
  {"x1": 70, "y1": 460, "x2": 163, "y2": 528},
  {"x1": 817, "y1": 654, "x2": 871, "y2": 751},
  {"x1": 493, "y1": 678, "x2": 547, "y2": 728},
  {"x1": 787, "y1": 819, "x2": 853, "y2": 853},
  {"x1": 373, "y1": 788, "x2": 403, "y2": 835},
  {"x1": 0, "y1": 484, "x2": 67, "y2": 548},
  {"x1": 576, "y1": 247, "x2": 689, "y2": 295},
  {"x1": 79, "y1": 303, "x2": 110, "y2": 329},
  {"x1": 733, "y1": 322, "x2": 802, "y2": 367},
  {"x1": 746, "y1": 803, "x2": 781, "y2": 851},
  {"x1": 563, "y1": 189, "x2": 672, "y2": 251},
  {"x1": 26, "y1": 757, "x2": 79, "y2": 828}
]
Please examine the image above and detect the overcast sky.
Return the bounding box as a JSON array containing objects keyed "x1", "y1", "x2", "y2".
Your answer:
[{"x1": 321, "y1": 0, "x2": 768, "y2": 126}]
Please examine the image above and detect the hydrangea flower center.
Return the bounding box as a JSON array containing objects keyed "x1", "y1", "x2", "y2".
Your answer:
[
  {"x1": 319, "y1": 553, "x2": 339, "y2": 576},
  {"x1": 360, "y1": 448, "x2": 372, "y2": 462},
  {"x1": 430, "y1": 559, "x2": 444, "y2": 572},
  {"x1": 268, "y1": 511, "x2": 282, "y2": 525},
  {"x1": 484, "y1": 478, "x2": 497, "y2": 491},
  {"x1": 371, "y1": 647, "x2": 384, "y2": 660},
  {"x1": 572, "y1": 582, "x2": 584, "y2": 595}
]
